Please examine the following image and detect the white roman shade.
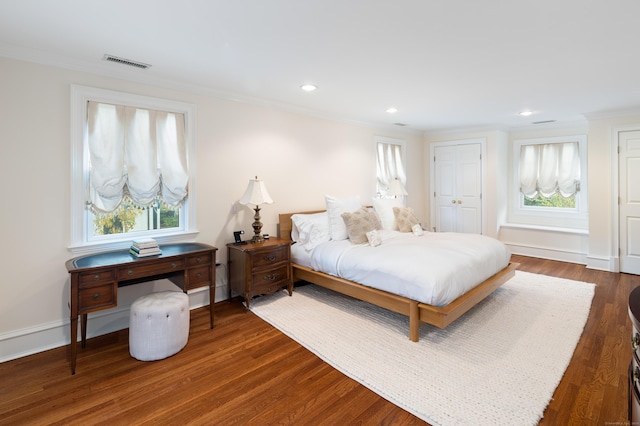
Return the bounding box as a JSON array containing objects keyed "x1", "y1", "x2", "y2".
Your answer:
[
  {"x1": 376, "y1": 141, "x2": 406, "y2": 195},
  {"x1": 87, "y1": 101, "x2": 188, "y2": 213},
  {"x1": 519, "y1": 142, "x2": 580, "y2": 199}
]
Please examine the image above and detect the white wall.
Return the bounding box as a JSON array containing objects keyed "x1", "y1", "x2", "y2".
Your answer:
[{"x1": 0, "y1": 57, "x2": 424, "y2": 361}]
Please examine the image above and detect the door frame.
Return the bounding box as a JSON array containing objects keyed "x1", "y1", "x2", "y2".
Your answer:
[
  {"x1": 611, "y1": 124, "x2": 640, "y2": 273},
  {"x1": 429, "y1": 138, "x2": 487, "y2": 235}
]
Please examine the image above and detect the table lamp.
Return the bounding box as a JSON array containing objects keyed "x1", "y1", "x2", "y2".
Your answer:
[
  {"x1": 239, "y1": 176, "x2": 274, "y2": 243},
  {"x1": 388, "y1": 178, "x2": 408, "y2": 197}
]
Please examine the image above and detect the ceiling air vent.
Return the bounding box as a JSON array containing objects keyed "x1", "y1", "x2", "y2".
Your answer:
[
  {"x1": 102, "y1": 54, "x2": 151, "y2": 70},
  {"x1": 532, "y1": 120, "x2": 556, "y2": 125},
  {"x1": 394, "y1": 123, "x2": 408, "y2": 127}
]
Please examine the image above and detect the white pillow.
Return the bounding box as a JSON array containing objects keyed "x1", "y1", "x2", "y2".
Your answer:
[
  {"x1": 372, "y1": 197, "x2": 404, "y2": 230},
  {"x1": 291, "y1": 212, "x2": 330, "y2": 251},
  {"x1": 325, "y1": 195, "x2": 361, "y2": 240}
]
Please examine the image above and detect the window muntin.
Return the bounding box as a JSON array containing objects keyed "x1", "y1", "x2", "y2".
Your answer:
[{"x1": 70, "y1": 86, "x2": 197, "y2": 253}]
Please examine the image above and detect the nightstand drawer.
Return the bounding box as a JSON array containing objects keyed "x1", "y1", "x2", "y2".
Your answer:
[
  {"x1": 187, "y1": 265, "x2": 211, "y2": 289},
  {"x1": 79, "y1": 269, "x2": 115, "y2": 286},
  {"x1": 118, "y1": 259, "x2": 185, "y2": 280},
  {"x1": 252, "y1": 264, "x2": 290, "y2": 288},
  {"x1": 79, "y1": 282, "x2": 116, "y2": 313},
  {"x1": 250, "y1": 246, "x2": 289, "y2": 268}
]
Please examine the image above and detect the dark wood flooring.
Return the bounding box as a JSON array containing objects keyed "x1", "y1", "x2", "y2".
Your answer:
[{"x1": 1, "y1": 255, "x2": 637, "y2": 425}]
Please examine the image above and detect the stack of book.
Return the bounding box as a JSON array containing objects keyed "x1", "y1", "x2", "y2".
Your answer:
[{"x1": 130, "y1": 238, "x2": 162, "y2": 258}]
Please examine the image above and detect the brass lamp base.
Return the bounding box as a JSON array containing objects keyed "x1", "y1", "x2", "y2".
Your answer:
[{"x1": 250, "y1": 205, "x2": 264, "y2": 243}]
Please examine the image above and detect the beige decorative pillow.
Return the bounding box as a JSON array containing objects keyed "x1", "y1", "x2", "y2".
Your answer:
[
  {"x1": 393, "y1": 207, "x2": 419, "y2": 232},
  {"x1": 366, "y1": 207, "x2": 383, "y2": 230},
  {"x1": 341, "y1": 208, "x2": 376, "y2": 244}
]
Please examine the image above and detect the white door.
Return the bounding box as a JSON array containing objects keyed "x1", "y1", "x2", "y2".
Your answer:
[
  {"x1": 433, "y1": 143, "x2": 482, "y2": 234},
  {"x1": 620, "y1": 130, "x2": 640, "y2": 274}
]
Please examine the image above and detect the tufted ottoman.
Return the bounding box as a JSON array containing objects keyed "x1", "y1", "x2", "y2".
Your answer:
[{"x1": 129, "y1": 291, "x2": 190, "y2": 361}]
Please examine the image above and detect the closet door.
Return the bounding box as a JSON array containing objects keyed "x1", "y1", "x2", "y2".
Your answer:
[
  {"x1": 433, "y1": 143, "x2": 482, "y2": 234},
  {"x1": 619, "y1": 130, "x2": 640, "y2": 275}
]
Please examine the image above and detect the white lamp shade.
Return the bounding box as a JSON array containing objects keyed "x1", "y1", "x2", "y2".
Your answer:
[
  {"x1": 239, "y1": 177, "x2": 274, "y2": 206},
  {"x1": 387, "y1": 178, "x2": 408, "y2": 196}
]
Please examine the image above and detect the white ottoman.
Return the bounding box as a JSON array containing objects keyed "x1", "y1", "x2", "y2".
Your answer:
[{"x1": 129, "y1": 291, "x2": 190, "y2": 361}]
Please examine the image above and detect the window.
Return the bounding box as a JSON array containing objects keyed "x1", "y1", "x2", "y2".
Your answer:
[
  {"x1": 375, "y1": 136, "x2": 406, "y2": 198},
  {"x1": 70, "y1": 86, "x2": 197, "y2": 253},
  {"x1": 511, "y1": 135, "x2": 587, "y2": 228}
]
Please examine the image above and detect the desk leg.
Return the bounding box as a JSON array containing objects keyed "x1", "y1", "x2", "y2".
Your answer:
[
  {"x1": 209, "y1": 282, "x2": 215, "y2": 329},
  {"x1": 70, "y1": 316, "x2": 78, "y2": 375},
  {"x1": 209, "y1": 262, "x2": 215, "y2": 329},
  {"x1": 81, "y1": 313, "x2": 88, "y2": 348}
]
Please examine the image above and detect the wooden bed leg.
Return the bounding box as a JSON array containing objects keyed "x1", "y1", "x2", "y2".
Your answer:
[{"x1": 409, "y1": 300, "x2": 420, "y2": 342}]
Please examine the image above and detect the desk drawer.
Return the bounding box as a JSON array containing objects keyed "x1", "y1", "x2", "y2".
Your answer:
[
  {"x1": 186, "y1": 265, "x2": 211, "y2": 289},
  {"x1": 79, "y1": 282, "x2": 116, "y2": 313},
  {"x1": 79, "y1": 269, "x2": 115, "y2": 286},
  {"x1": 118, "y1": 259, "x2": 185, "y2": 280},
  {"x1": 187, "y1": 253, "x2": 212, "y2": 267},
  {"x1": 251, "y1": 246, "x2": 289, "y2": 268}
]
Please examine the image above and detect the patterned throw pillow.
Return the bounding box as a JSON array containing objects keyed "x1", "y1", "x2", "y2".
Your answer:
[
  {"x1": 393, "y1": 207, "x2": 419, "y2": 232},
  {"x1": 366, "y1": 229, "x2": 382, "y2": 247},
  {"x1": 341, "y1": 208, "x2": 376, "y2": 244}
]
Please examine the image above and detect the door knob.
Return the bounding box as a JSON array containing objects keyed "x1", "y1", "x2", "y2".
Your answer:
[
  {"x1": 457, "y1": 200, "x2": 462, "y2": 204},
  {"x1": 451, "y1": 200, "x2": 456, "y2": 204}
]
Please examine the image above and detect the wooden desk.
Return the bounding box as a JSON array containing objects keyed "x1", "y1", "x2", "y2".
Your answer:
[{"x1": 65, "y1": 242, "x2": 217, "y2": 374}]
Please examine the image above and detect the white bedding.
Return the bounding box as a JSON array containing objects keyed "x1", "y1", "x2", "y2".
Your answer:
[{"x1": 298, "y1": 230, "x2": 511, "y2": 306}]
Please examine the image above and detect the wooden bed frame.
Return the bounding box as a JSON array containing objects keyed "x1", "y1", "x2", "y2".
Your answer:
[{"x1": 278, "y1": 210, "x2": 518, "y2": 342}]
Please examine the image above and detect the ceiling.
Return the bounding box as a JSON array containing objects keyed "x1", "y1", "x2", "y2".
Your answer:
[{"x1": 1, "y1": 0, "x2": 639, "y2": 132}]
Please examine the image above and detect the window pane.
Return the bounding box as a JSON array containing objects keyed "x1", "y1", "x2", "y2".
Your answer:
[
  {"x1": 92, "y1": 200, "x2": 180, "y2": 236},
  {"x1": 523, "y1": 193, "x2": 576, "y2": 209}
]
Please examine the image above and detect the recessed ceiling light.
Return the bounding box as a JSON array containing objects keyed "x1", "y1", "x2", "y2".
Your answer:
[
  {"x1": 300, "y1": 84, "x2": 317, "y2": 92},
  {"x1": 519, "y1": 110, "x2": 533, "y2": 117},
  {"x1": 386, "y1": 107, "x2": 398, "y2": 114}
]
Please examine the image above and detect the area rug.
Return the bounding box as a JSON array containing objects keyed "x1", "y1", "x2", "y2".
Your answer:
[{"x1": 249, "y1": 271, "x2": 595, "y2": 426}]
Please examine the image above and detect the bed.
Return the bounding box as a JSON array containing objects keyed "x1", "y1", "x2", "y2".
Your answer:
[{"x1": 277, "y1": 209, "x2": 517, "y2": 342}]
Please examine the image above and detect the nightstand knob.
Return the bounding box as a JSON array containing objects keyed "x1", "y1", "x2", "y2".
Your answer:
[
  {"x1": 93, "y1": 274, "x2": 101, "y2": 280},
  {"x1": 196, "y1": 272, "x2": 202, "y2": 278},
  {"x1": 127, "y1": 269, "x2": 134, "y2": 276},
  {"x1": 93, "y1": 293, "x2": 101, "y2": 300},
  {"x1": 264, "y1": 255, "x2": 277, "y2": 262},
  {"x1": 171, "y1": 262, "x2": 177, "y2": 268},
  {"x1": 196, "y1": 257, "x2": 202, "y2": 263},
  {"x1": 264, "y1": 273, "x2": 280, "y2": 281}
]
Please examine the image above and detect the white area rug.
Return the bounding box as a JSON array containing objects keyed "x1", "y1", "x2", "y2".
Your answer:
[{"x1": 250, "y1": 271, "x2": 595, "y2": 426}]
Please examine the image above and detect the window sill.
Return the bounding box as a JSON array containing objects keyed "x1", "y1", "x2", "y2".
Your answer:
[
  {"x1": 68, "y1": 231, "x2": 200, "y2": 256},
  {"x1": 500, "y1": 223, "x2": 588, "y2": 236}
]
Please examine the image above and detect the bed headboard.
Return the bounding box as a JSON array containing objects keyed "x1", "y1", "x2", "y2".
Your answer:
[{"x1": 278, "y1": 210, "x2": 325, "y2": 241}]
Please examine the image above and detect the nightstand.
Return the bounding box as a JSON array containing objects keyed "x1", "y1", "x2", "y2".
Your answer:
[{"x1": 227, "y1": 238, "x2": 293, "y2": 307}]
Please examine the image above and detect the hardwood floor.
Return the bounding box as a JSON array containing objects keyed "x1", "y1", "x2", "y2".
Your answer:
[{"x1": 1, "y1": 255, "x2": 637, "y2": 425}]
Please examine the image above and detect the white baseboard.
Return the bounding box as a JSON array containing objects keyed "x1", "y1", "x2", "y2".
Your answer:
[
  {"x1": 0, "y1": 284, "x2": 228, "y2": 364},
  {"x1": 504, "y1": 243, "x2": 587, "y2": 265},
  {"x1": 586, "y1": 255, "x2": 618, "y2": 272}
]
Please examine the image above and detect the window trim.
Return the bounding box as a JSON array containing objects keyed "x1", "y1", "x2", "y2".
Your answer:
[
  {"x1": 69, "y1": 85, "x2": 198, "y2": 255},
  {"x1": 511, "y1": 134, "x2": 588, "y2": 229}
]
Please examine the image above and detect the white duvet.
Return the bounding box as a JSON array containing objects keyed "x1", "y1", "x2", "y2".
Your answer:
[{"x1": 302, "y1": 230, "x2": 511, "y2": 306}]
